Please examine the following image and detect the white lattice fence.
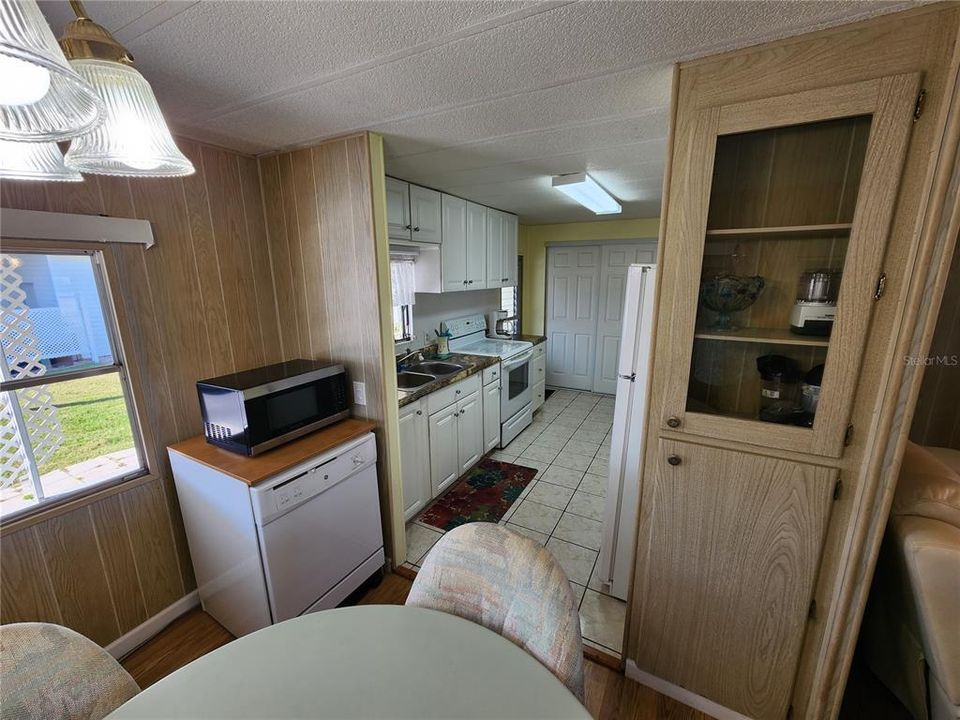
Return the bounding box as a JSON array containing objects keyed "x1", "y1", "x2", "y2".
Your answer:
[{"x1": 0, "y1": 255, "x2": 63, "y2": 491}]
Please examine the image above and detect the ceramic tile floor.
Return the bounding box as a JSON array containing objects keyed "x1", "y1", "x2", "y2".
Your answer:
[{"x1": 403, "y1": 389, "x2": 627, "y2": 657}]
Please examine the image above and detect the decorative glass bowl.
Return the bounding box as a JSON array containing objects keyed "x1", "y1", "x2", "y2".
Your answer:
[{"x1": 699, "y1": 273, "x2": 765, "y2": 331}]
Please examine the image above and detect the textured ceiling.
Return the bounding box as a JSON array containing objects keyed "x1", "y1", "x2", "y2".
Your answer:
[{"x1": 40, "y1": 0, "x2": 918, "y2": 223}]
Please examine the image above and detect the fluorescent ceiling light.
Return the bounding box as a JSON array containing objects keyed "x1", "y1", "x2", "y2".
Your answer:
[{"x1": 552, "y1": 172, "x2": 621, "y2": 215}]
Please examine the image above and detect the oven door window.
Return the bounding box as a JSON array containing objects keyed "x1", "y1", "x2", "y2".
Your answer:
[{"x1": 508, "y1": 362, "x2": 529, "y2": 399}]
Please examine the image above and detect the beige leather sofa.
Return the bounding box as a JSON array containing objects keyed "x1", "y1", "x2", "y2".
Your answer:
[{"x1": 862, "y1": 442, "x2": 960, "y2": 720}]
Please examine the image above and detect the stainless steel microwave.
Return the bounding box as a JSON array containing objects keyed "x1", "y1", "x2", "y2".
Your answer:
[{"x1": 197, "y1": 359, "x2": 349, "y2": 456}]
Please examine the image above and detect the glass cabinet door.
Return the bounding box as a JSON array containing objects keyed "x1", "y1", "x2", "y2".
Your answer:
[{"x1": 659, "y1": 75, "x2": 921, "y2": 457}]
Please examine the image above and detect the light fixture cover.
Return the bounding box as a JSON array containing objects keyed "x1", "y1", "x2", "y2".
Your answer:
[
  {"x1": 0, "y1": 138, "x2": 82, "y2": 181},
  {"x1": 0, "y1": 0, "x2": 102, "y2": 141},
  {"x1": 552, "y1": 172, "x2": 622, "y2": 215},
  {"x1": 65, "y1": 59, "x2": 194, "y2": 177}
]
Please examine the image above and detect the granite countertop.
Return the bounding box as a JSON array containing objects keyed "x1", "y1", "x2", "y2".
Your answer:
[
  {"x1": 497, "y1": 334, "x2": 547, "y2": 346},
  {"x1": 397, "y1": 352, "x2": 499, "y2": 408}
]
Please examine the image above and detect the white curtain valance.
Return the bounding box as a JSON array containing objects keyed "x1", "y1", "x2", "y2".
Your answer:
[{"x1": 391, "y1": 259, "x2": 416, "y2": 307}]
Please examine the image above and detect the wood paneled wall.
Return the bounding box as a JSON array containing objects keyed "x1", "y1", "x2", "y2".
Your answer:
[
  {"x1": 911, "y1": 241, "x2": 960, "y2": 449},
  {"x1": 0, "y1": 139, "x2": 280, "y2": 647},
  {"x1": 257, "y1": 133, "x2": 396, "y2": 556}
]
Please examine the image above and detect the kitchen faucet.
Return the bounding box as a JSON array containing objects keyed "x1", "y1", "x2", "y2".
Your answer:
[{"x1": 395, "y1": 349, "x2": 421, "y2": 371}]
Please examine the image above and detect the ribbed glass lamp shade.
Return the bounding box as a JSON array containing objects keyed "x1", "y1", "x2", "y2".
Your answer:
[
  {"x1": 0, "y1": 0, "x2": 102, "y2": 141},
  {"x1": 0, "y1": 138, "x2": 82, "y2": 181},
  {"x1": 65, "y1": 59, "x2": 194, "y2": 177}
]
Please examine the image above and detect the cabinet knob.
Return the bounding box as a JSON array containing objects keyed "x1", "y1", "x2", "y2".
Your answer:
[
  {"x1": 468, "y1": 280, "x2": 473, "y2": 284},
  {"x1": 455, "y1": 389, "x2": 461, "y2": 394},
  {"x1": 666, "y1": 416, "x2": 681, "y2": 428},
  {"x1": 404, "y1": 224, "x2": 411, "y2": 230},
  {"x1": 463, "y1": 280, "x2": 468, "y2": 285},
  {"x1": 413, "y1": 226, "x2": 420, "y2": 232},
  {"x1": 416, "y1": 410, "x2": 422, "y2": 416},
  {"x1": 667, "y1": 454, "x2": 682, "y2": 466}
]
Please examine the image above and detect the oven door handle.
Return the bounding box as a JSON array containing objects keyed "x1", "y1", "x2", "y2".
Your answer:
[{"x1": 502, "y1": 350, "x2": 533, "y2": 372}]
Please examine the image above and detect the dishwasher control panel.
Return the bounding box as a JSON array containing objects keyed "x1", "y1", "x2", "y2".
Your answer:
[{"x1": 250, "y1": 434, "x2": 377, "y2": 524}]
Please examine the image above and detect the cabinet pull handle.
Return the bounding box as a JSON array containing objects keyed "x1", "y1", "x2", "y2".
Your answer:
[
  {"x1": 667, "y1": 454, "x2": 682, "y2": 466},
  {"x1": 666, "y1": 416, "x2": 681, "y2": 428},
  {"x1": 455, "y1": 389, "x2": 461, "y2": 394},
  {"x1": 404, "y1": 224, "x2": 411, "y2": 230},
  {"x1": 413, "y1": 226, "x2": 420, "y2": 232}
]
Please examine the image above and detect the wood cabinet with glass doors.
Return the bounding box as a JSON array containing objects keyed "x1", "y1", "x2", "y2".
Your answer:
[{"x1": 631, "y1": 71, "x2": 923, "y2": 720}]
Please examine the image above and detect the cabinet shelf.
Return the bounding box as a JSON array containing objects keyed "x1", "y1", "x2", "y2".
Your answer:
[
  {"x1": 694, "y1": 327, "x2": 830, "y2": 347},
  {"x1": 704, "y1": 223, "x2": 852, "y2": 241}
]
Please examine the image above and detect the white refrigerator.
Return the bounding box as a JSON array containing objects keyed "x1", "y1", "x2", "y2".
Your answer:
[{"x1": 597, "y1": 264, "x2": 657, "y2": 601}]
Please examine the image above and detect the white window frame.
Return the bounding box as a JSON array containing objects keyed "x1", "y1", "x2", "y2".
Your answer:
[{"x1": 0, "y1": 247, "x2": 147, "y2": 522}]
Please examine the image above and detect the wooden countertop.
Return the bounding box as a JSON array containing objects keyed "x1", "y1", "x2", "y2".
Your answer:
[{"x1": 168, "y1": 418, "x2": 377, "y2": 486}]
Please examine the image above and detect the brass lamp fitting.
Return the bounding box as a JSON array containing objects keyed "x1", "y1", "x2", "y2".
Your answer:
[{"x1": 59, "y1": 0, "x2": 134, "y2": 64}]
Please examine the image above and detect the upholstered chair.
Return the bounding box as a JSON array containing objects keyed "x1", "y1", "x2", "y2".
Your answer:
[
  {"x1": 407, "y1": 522, "x2": 585, "y2": 701},
  {"x1": 0, "y1": 622, "x2": 139, "y2": 720}
]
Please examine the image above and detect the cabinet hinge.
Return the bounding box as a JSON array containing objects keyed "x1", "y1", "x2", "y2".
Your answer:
[
  {"x1": 844, "y1": 424, "x2": 854, "y2": 447},
  {"x1": 808, "y1": 599, "x2": 817, "y2": 620},
  {"x1": 914, "y1": 89, "x2": 926, "y2": 122},
  {"x1": 873, "y1": 273, "x2": 886, "y2": 301},
  {"x1": 834, "y1": 478, "x2": 843, "y2": 501}
]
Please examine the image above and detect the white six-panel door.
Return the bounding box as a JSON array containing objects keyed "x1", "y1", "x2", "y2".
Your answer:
[
  {"x1": 593, "y1": 244, "x2": 657, "y2": 394},
  {"x1": 545, "y1": 246, "x2": 601, "y2": 390},
  {"x1": 546, "y1": 242, "x2": 656, "y2": 393}
]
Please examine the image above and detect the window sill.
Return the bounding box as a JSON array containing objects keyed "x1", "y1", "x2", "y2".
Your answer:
[{"x1": 0, "y1": 469, "x2": 157, "y2": 537}]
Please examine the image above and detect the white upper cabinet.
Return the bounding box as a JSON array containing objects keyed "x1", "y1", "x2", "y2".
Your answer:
[
  {"x1": 485, "y1": 208, "x2": 519, "y2": 288},
  {"x1": 409, "y1": 185, "x2": 442, "y2": 244},
  {"x1": 386, "y1": 177, "x2": 411, "y2": 241},
  {"x1": 441, "y1": 195, "x2": 468, "y2": 292},
  {"x1": 486, "y1": 208, "x2": 505, "y2": 289},
  {"x1": 465, "y1": 201, "x2": 487, "y2": 288},
  {"x1": 502, "y1": 212, "x2": 518, "y2": 287}
]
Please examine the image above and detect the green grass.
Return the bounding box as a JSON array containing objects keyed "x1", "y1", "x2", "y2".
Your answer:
[{"x1": 37, "y1": 374, "x2": 134, "y2": 475}]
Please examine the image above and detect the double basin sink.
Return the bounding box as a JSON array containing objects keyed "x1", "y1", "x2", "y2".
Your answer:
[{"x1": 397, "y1": 361, "x2": 465, "y2": 390}]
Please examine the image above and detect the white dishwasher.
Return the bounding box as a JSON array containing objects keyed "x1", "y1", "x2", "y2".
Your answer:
[{"x1": 171, "y1": 431, "x2": 385, "y2": 637}]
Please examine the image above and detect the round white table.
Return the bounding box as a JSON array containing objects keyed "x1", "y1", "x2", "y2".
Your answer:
[{"x1": 108, "y1": 605, "x2": 590, "y2": 719}]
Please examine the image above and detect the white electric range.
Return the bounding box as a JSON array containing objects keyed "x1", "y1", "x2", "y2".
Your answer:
[{"x1": 443, "y1": 314, "x2": 534, "y2": 447}]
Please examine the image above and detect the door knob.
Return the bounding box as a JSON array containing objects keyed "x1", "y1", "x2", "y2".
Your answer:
[
  {"x1": 667, "y1": 416, "x2": 681, "y2": 428},
  {"x1": 667, "y1": 455, "x2": 682, "y2": 466}
]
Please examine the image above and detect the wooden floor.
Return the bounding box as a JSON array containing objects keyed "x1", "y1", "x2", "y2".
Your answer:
[{"x1": 122, "y1": 573, "x2": 711, "y2": 719}]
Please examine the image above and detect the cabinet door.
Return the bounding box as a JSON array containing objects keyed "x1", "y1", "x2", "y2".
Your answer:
[
  {"x1": 398, "y1": 402, "x2": 429, "y2": 520},
  {"x1": 502, "y1": 213, "x2": 518, "y2": 287},
  {"x1": 466, "y1": 201, "x2": 487, "y2": 288},
  {"x1": 656, "y1": 74, "x2": 920, "y2": 457},
  {"x1": 631, "y1": 439, "x2": 837, "y2": 719},
  {"x1": 456, "y1": 390, "x2": 483, "y2": 472},
  {"x1": 440, "y1": 194, "x2": 467, "y2": 292},
  {"x1": 410, "y1": 185, "x2": 442, "y2": 244},
  {"x1": 385, "y1": 177, "x2": 411, "y2": 241},
  {"x1": 531, "y1": 380, "x2": 545, "y2": 412},
  {"x1": 485, "y1": 208, "x2": 504, "y2": 288},
  {"x1": 428, "y1": 404, "x2": 459, "y2": 495},
  {"x1": 482, "y1": 381, "x2": 500, "y2": 452}
]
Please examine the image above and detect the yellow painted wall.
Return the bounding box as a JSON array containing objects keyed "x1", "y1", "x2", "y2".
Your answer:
[{"x1": 519, "y1": 218, "x2": 660, "y2": 334}]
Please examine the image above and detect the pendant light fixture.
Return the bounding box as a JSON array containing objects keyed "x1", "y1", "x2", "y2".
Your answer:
[
  {"x1": 0, "y1": 0, "x2": 102, "y2": 141},
  {"x1": 59, "y1": 0, "x2": 194, "y2": 177},
  {"x1": 0, "y1": 138, "x2": 82, "y2": 181}
]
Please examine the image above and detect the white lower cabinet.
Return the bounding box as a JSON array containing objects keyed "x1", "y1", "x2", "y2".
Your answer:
[
  {"x1": 456, "y1": 390, "x2": 482, "y2": 472},
  {"x1": 483, "y1": 380, "x2": 501, "y2": 452},
  {"x1": 428, "y1": 403, "x2": 460, "y2": 496},
  {"x1": 398, "y1": 399, "x2": 430, "y2": 521},
  {"x1": 402, "y1": 374, "x2": 489, "y2": 506},
  {"x1": 532, "y1": 380, "x2": 545, "y2": 412}
]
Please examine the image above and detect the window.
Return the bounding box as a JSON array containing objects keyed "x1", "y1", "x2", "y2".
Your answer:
[
  {"x1": 499, "y1": 256, "x2": 523, "y2": 335},
  {"x1": 0, "y1": 250, "x2": 144, "y2": 520},
  {"x1": 390, "y1": 257, "x2": 416, "y2": 344},
  {"x1": 393, "y1": 304, "x2": 412, "y2": 343}
]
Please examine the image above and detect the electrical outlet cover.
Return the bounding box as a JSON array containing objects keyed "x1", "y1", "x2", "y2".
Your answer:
[{"x1": 353, "y1": 381, "x2": 366, "y2": 406}]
